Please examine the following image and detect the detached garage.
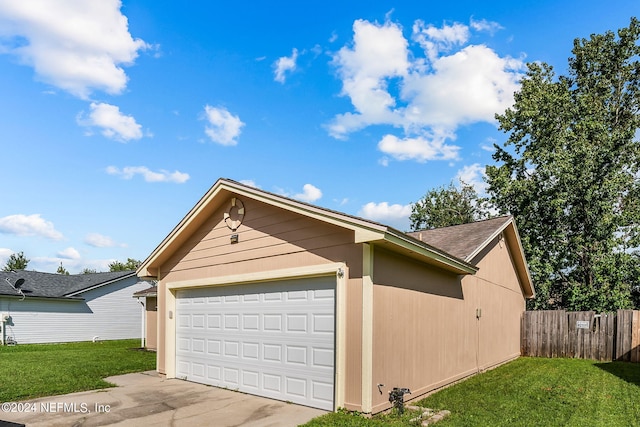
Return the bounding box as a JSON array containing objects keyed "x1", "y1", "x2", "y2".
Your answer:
[{"x1": 137, "y1": 178, "x2": 534, "y2": 414}]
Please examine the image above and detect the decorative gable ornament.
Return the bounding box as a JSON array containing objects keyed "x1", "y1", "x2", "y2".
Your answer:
[{"x1": 224, "y1": 197, "x2": 245, "y2": 231}]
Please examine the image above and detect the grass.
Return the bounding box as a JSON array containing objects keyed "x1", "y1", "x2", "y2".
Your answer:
[
  {"x1": 303, "y1": 357, "x2": 640, "y2": 426},
  {"x1": 0, "y1": 339, "x2": 156, "y2": 402}
]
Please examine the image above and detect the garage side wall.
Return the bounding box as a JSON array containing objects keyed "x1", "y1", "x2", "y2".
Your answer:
[
  {"x1": 371, "y1": 249, "x2": 477, "y2": 413},
  {"x1": 469, "y1": 236, "x2": 526, "y2": 369},
  {"x1": 370, "y1": 239, "x2": 527, "y2": 413}
]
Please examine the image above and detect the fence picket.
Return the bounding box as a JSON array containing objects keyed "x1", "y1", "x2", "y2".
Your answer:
[{"x1": 521, "y1": 310, "x2": 640, "y2": 362}]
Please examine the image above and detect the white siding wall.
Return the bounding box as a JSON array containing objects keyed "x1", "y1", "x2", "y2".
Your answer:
[{"x1": 0, "y1": 277, "x2": 149, "y2": 344}]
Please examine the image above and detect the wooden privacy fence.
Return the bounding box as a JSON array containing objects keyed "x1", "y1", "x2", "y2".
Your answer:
[{"x1": 521, "y1": 310, "x2": 640, "y2": 362}]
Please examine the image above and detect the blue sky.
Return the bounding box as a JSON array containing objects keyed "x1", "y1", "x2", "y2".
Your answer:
[{"x1": 0, "y1": 0, "x2": 637, "y2": 273}]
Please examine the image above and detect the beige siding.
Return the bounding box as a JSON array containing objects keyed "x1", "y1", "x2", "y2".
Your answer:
[
  {"x1": 149, "y1": 190, "x2": 527, "y2": 413},
  {"x1": 160, "y1": 198, "x2": 357, "y2": 283},
  {"x1": 146, "y1": 297, "x2": 157, "y2": 350},
  {"x1": 157, "y1": 288, "x2": 166, "y2": 373},
  {"x1": 370, "y1": 240, "x2": 525, "y2": 413},
  {"x1": 371, "y1": 248, "x2": 477, "y2": 412},
  {"x1": 471, "y1": 236, "x2": 525, "y2": 369},
  {"x1": 155, "y1": 197, "x2": 361, "y2": 383},
  {"x1": 344, "y1": 276, "x2": 364, "y2": 411}
]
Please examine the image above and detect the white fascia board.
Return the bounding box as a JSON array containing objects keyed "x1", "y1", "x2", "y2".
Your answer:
[
  {"x1": 137, "y1": 179, "x2": 388, "y2": 277},
  {"x1": 137, "y1": 184, "x2": 228, "y2": 277}
]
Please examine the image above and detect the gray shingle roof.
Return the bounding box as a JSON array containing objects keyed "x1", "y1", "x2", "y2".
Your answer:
[
  {"x1": 0, "y1": 270, "x2": 136, "y2": 299},
  {"x1": 406, "y1": 216, "x2": 513, "y2": 261}
]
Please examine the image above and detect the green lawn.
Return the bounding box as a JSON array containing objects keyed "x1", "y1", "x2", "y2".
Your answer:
[
  {"x1": 304, "y1": 357, "x2": 640, "y2": 426},
  {"x1": 0, "y1": 339, "x2": 156, "y2": 402}
]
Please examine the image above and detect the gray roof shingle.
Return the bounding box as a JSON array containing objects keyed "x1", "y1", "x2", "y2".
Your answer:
[
  {"x1": 0, "y1": 270, "x2": 136, "y2": 299},
  {"x1": 406, "y1": 216, "x2": 513, "y2": 261}
]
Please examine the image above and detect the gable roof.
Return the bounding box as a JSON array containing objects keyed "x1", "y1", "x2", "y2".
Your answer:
[
  {"x1": 407, "y1": 216, "x2": 513, "y2": 261},
  {"x1": 137, "y1": 178, "x2": 533, "y2": 298},
  {"x1": 0, "y1": 270, "x2": 136, "y2": 300},
  {"x1": 138, "y1": 178, "x2": 478, "y2": 278},
  {"x1": 408, "y1": 216, "x2": 534, "y2": 298}
]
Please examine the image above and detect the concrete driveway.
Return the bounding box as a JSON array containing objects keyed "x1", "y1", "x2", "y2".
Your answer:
[{"x1": 0, "y1": 371, "x2": 327, "y2": 427}]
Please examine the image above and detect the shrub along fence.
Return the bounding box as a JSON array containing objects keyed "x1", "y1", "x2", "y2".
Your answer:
[{"x1": 521, "y1": 310, "x2": 640, "y2": 362}]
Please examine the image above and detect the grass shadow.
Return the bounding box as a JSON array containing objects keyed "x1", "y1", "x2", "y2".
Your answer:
[{"x1": 594, "y1": 361, "x2": 640, "y2": 387}]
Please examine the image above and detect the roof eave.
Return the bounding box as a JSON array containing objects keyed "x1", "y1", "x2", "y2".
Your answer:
[
  {"x1": 503, "y1": 221, "x2": 536, "y2": 299},
  {"x1": 382, "y1": 230, "x2": 478, "y2": 275},
  {"x1": 65, "y1": 272, "x2": 137, "y2": 297},
  {"x1": 464, "y1": 217, "x2": 513, "y2": 262},
  {"x1": 138, "y1": 178, "x2": 390, "y2": 277},
  {"x1": 137, "y1": 178, "x2": 477, "y2": 279},
  {"x1": 0, "y1": 294, "x2": 85, "y2": 301}
]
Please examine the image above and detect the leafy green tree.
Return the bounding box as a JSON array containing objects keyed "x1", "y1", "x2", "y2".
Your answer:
[
  {"x1": 2, "y1": 252, "x2": 29, "y2": 271},
  {"x1": 108, "y1": 258, "x2": 141, "y2": 272},
  {"x1": 81, "y1": 268, "x2": 98, "y2": 274},
  {"x1": 486, "y1": 18, "x2": 640, "y2": 311},
  {"x1": 410, "y1": 181, "x2": 492, "y2": 230},
  {"x1": 56, "y1": 263, "x2": 69, "y2": 275}
]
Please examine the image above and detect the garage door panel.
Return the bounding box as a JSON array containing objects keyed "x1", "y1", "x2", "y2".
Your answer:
[{"x1": 176, "y1": 276, "x2": 335, "y2": 410}]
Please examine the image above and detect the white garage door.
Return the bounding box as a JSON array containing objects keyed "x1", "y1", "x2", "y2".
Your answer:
[{"x1": 175, "y1": 275, "x2": 335, "y2": 410}]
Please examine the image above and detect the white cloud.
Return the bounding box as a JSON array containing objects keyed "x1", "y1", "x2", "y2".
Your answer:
[
  {"x1": 239, "y1": 180, "x2": 260, "y2": 188},
  {"x1": 203, "y1": 105, "x2": 244, "y2": 146},
  {"x1": 378, "y1": 133, "x2": 460, "y2": 162},
  {"x1": 84, "y1": 233, "x2": 117, "y2": 248},
  {"x1": 0, "y1": 0, "x2": 148, "y2": 99},
  {"x1": 470, "y1": 18, "x2": 503, "y2": 34},
  {"x1": 481, "y1": 138, "x2": 497, "y2": 152},
  {"x1": 294, "y1": 184, "x2": 323, "y2": 203},
  {"x1": 0, "y1": 248, "x2": 13, "y2": 266},
  {"x1": 78, "y1": 102, "x2": 143, "y2": 142},
  {"x1": 106, "y1": 166, "x2": 190, "y2": 183},
  {"x1": 57, "y1": 247, "x2": 80, "y2": 260},
  {"x1": 401, "y1": 44, "x2": 522, "y2": 129},
  {"x1": 412, "y1": 20, "x2": 469, "y2": 61},
  {"x1": 0, "y1": 214, "x2": 63, "y2": 240},
  {"x1": 31, "y1": 256, "x2": 113, "y2": 274},
  {"x1": 455, "y1": 163, "x2": 488, "y2": 194},
  {"x1": 358, "y1": 202, "x2": 411, "y2": 230},
  {"x1": 274, "y1": 48, "x2": 298, "y2": 83},
  {"x1": 329, "y1": 19, "x2": 410, "y2": 138},
  {"x1": 329, "y1": 18, "x2": 524, "y2": 161}
]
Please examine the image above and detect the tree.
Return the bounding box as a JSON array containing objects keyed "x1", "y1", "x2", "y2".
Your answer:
[
  {"x1": 56, "y1": 263, "x2": 69, "y2": 275},
  {"x1": 81, "y1": 268, "x2": 98, "y2": 274},
  {"x1": 2, "y1": 252, "x2": 29, "y2": 271},
  {"x1": 410, "y1": 181, "x2": 491, "y2": 230},
  {"x1": 108, "y1": 258, "x2": 141, "y2": 272},
  {"x1": 486, "y1": 18, "x2": 640, "y2": 311}
]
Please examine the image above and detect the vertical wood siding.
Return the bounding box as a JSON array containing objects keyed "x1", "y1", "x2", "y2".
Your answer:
[
  {"x1": 522, "y1": 310, "x2": 640, "y2": 362},
  {"x1": 0, "y1": 277, "x2": 148, "y2": 344}
]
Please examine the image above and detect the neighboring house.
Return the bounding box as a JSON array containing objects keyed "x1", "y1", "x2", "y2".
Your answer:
[
  {"x1": 133, "y1": 285, "x2": 158, "y2": 350},
  {"x1": 137, "y1": 178, "x2": 534, "y2": 414},
  {"x1": 0, "y1": 270, "x2": 150, "y2": 345}
]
